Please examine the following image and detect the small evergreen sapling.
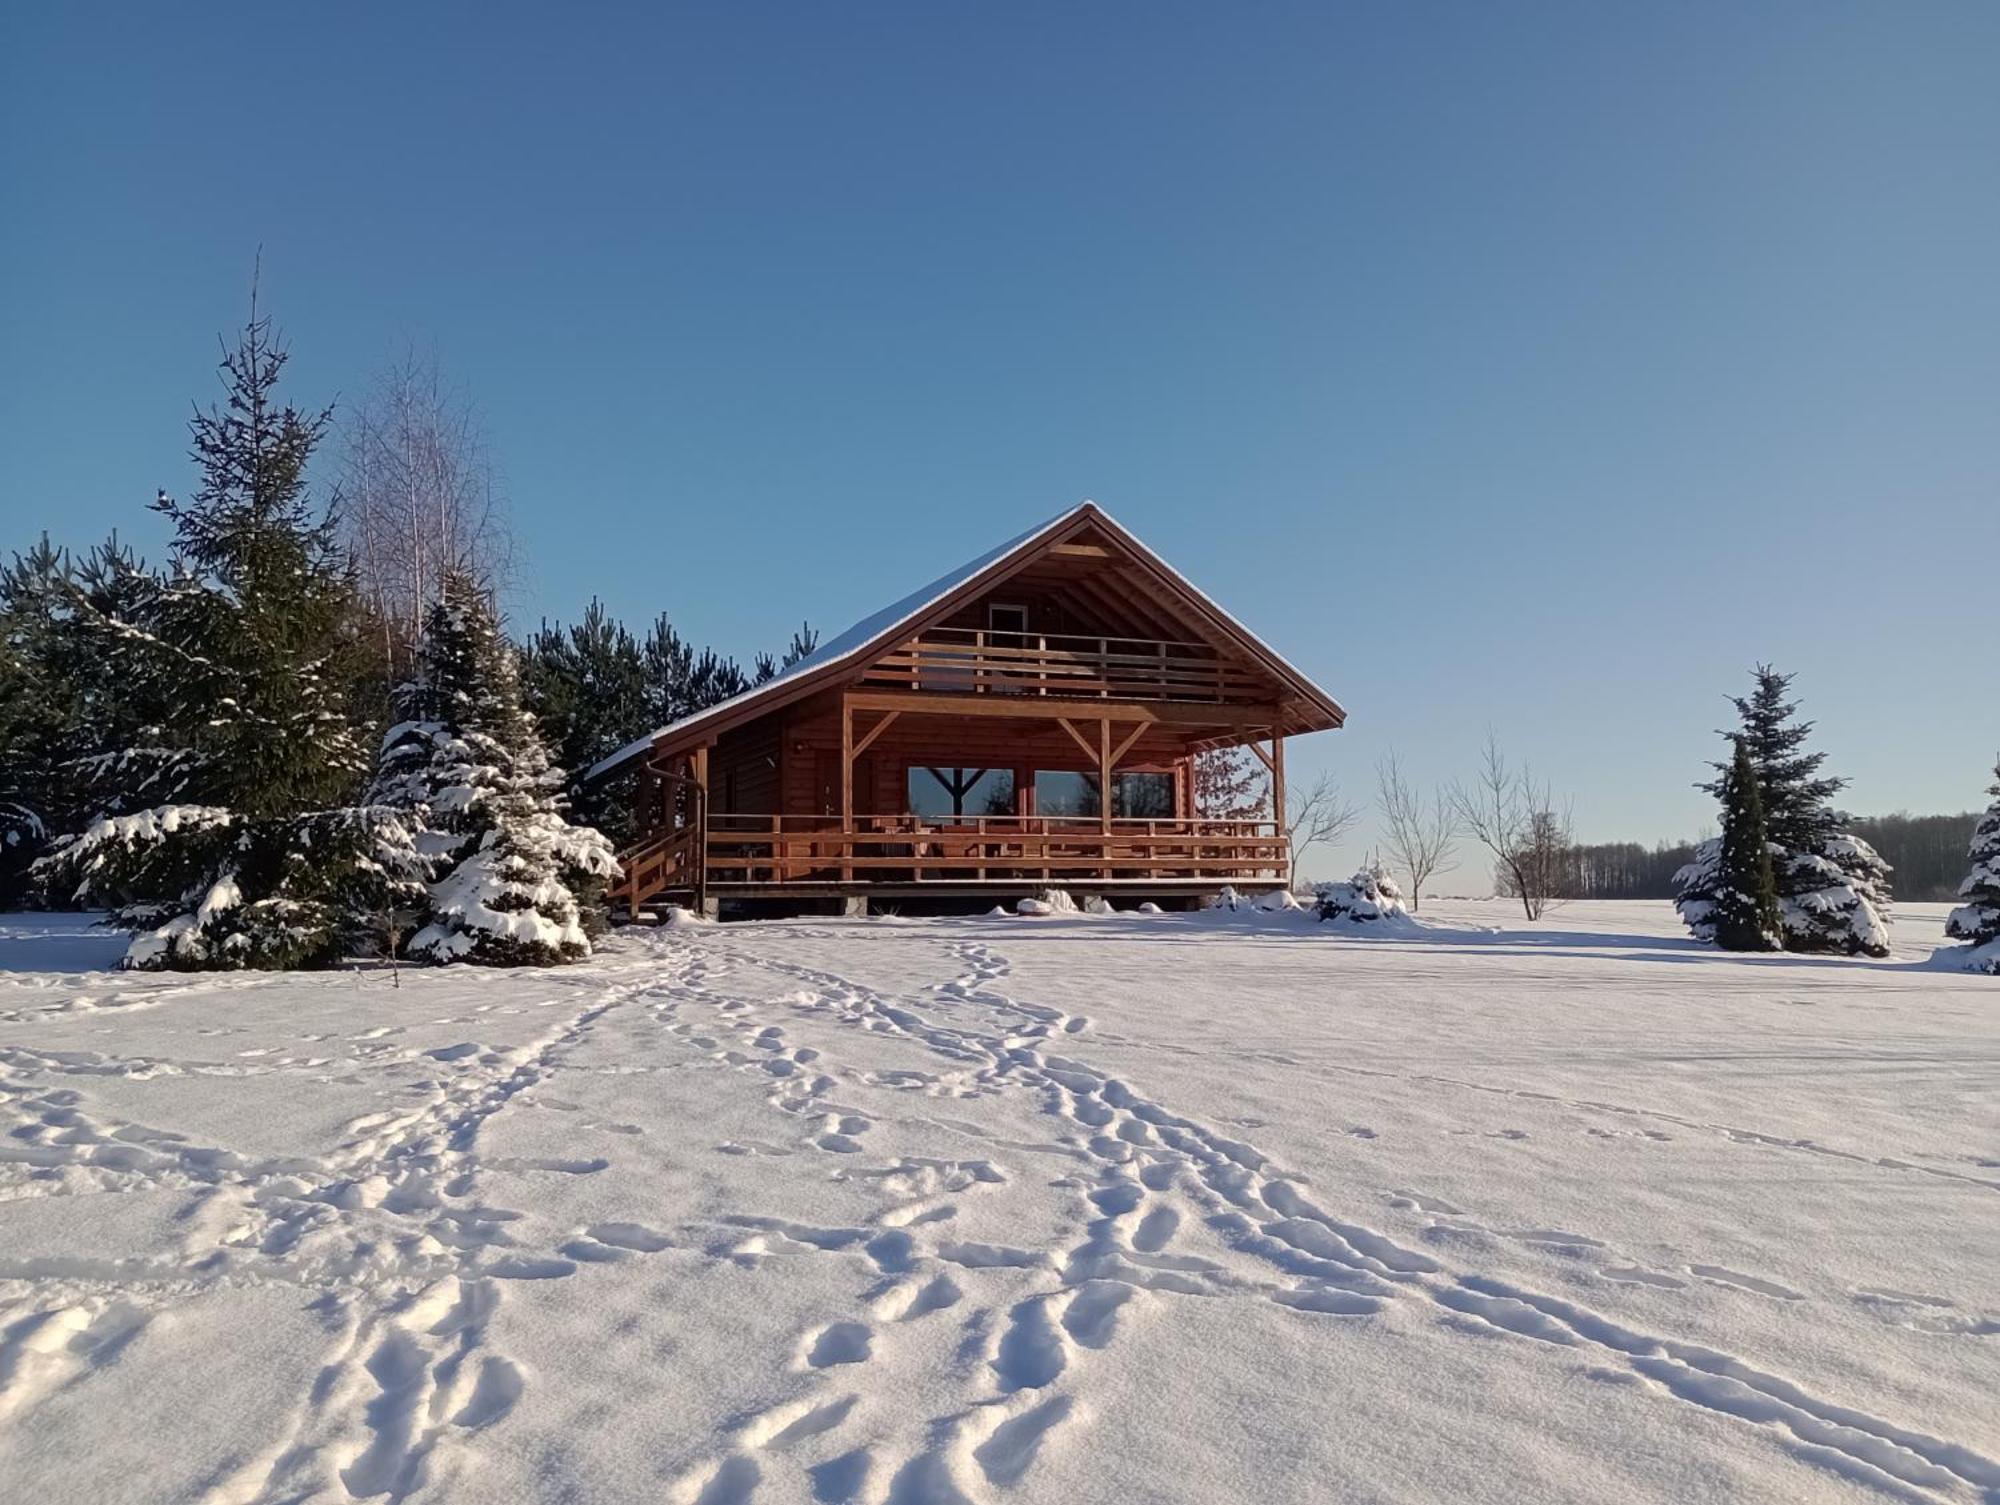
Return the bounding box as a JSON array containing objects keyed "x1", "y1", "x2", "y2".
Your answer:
[
  {"x1": 1945, "y1": 757, "x2": 2000, "y2": 975},
  {"x1": 1314, "y1": 866, "x2": 1409, "y2": 924}
]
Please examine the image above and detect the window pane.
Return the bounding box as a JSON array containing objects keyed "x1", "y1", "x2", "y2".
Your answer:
[
  {"x1": 1114, "y1": 772, "x2": 1174, "y2": 818},
  {"x1": 1034, "y1": 771, "x2": 1101, "y2": 818},
  {"x1": 908, "y1": 767, "x2": 1014, "y2": 819}
]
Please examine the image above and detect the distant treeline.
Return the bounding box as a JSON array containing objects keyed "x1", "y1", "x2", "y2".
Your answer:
[{"x1": 1552, "y1": 812, "x2": 1978, "y2": 903}]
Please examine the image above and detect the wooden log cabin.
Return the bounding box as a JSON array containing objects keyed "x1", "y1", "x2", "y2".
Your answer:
[{"x1": 592, "y1": 502, "x2": 1345, "y2": 916}]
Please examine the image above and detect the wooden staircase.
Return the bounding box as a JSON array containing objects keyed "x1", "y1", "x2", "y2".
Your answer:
[{"x1": 608, "y1": 824, "x2": 704, "y2": 919}]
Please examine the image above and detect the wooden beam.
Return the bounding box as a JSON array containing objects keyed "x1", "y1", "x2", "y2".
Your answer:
[
  {"x1": 1245, "y1": 739, "x2": 1277, "y2": 773},
  {"x1": 1107, "y1": 722, "x2": 1149, "y2": 771},
  {"x1": 1053, "y1": 717, "x2": 1099, "y2": 762},
  {"x1": 1099, "y1": 718, "x2": 1113, "y2": 842},
  {"x1": 851, "y1": 709, "x2": 900, "y2": 760},
  {"x1": 1050, "y1": 541, "x2": 1112, "y2": 558},
  {"x1": 847, "y1": 689, "x2": 1283, "y2": 728}
]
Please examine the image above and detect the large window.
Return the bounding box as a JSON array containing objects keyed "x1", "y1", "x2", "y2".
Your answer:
[
  {"x1": 1115, "y1": 772, "x2": 1175, "y2": 818},
  {"x1": 908, "y1": 767, "x2": 1015, "y2": 820},
  {"x1": 1033, "y1": 771, "x2": 1175, "y2": 819}
]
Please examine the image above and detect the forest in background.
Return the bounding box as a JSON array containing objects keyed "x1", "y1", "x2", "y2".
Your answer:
[{"x1": 1551, "y1": 811, "x2": 1978, "y2": 903}]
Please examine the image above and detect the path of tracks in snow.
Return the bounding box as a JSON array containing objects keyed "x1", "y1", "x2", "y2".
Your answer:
[{"x1": 0, "y1": 916, "x2": 1994, "y2": 1504}]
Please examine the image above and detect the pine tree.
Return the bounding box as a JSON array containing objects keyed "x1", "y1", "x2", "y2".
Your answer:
[
  {"x1": 374, "y1": 573, "x2": 618, "y2": 965},
  {"x1": 1710, "y1": 739, "x2": 1781, "y2": 952},
  {"x1": 1945, "y1": 757, "x2": 2000, "y2": 975},
  {"x1": 1704, "y1": 667, "x2": 1844, "y2": 853},
  {"x1": 519, "y1": 601, "x2": 651, "y2": 842},
  {"x1": 1675, "y1": 666, "x2": 1890, "y2": 957},
  {"x1": 0, "y1": 540, "x2": 166, "y2": 900},
  {"x1": 35, "y1": 299, "x2": 422, "y2": 968},
  {"x1": 523, "y1": 607, "x2": 815, "y2": 846},
  {"x1": 753, "y1": 621, "x2": 821, "y2": 684},
  {"x1": 0, "y1": 636, "x2": 45, "y2": 901}
]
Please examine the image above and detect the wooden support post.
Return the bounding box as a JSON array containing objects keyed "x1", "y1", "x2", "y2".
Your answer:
[
  {"x1": 1271, "y1": 735, "x2": 1286, "y2": 881},
  {"x1": 1099, "y1": 717, "x2": 1113, "y2": 878},
  {"x1": 840, "y1": 697, "x2": 854, "y2": 882},
  {"x1": 692, "y1": 746, "x2": 710, "y2": 917}
]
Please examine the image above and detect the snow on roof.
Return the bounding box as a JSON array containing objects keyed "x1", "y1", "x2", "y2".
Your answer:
[
  {"x1": 1099, "y1": 512, "x2": 1343, "y2": 729},
  {"x1": 583, "y1": 503, "x2": 1088, "y2": 781},
  {"x1": 584, "y1": 499, "x2": 1346, "y2": 783}
]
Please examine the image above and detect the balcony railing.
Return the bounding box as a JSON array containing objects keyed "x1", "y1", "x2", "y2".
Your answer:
[{"x1": 859, "y1": 628, "x2": 1270, "y2": 705}]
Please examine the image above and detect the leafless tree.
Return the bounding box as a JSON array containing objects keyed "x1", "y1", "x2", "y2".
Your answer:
[
  {"x1": 1449, "y1": 732, "x2": 1573, "y2": 921},
  {"x1": 1283, "y1": 771, "x2": 1361, "y2": 891},
  {"x1": 341, "y1": 347, "x2": 514, "y2": 675},
  {"x1": 1194, "y1": 745, "x2": 1266, "y2": 820},
  {"x1": 1375, "y1": 752, "x2": 1458, "y2": 912}
]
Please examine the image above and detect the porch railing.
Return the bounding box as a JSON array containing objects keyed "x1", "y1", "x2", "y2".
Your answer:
[
  {"x1": 703, "y1": 813, "x2": 1286, "y2": 886},
  {"x1": 860, "y1": 628, "x2": 1269, "y2": 704},
  {"x1": 614, "y1": 823, "x2": 703, "y2": 913}
]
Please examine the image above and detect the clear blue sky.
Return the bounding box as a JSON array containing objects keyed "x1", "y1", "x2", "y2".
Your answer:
[{"x1": 4, "y1": 4, "x2": 1996, "y2": 876}]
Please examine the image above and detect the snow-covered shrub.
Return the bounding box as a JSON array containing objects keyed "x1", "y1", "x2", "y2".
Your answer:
[
  {"x1": 1672, "y1": 839, "x2": 1722, "y2": 943},
  {"x1": 1314, "y1": 868, "x2": 1408, "y2": 924},
  {"x1": 1203, "y1": 885, "x2": 1242, "y2": 912},
  {"x1": 1257, "y1": 889, "x2": 1304, "y2": 913},
  {"x1": 1780, "y1": 836, "x2": 1891, "y2": 958},
  {"x1": 371, "y1": 574, "x2": 619, "y2": 966},
  {"x1": 42, "y1": 804, "x2": 425, "y2": 970},
  {"x1": 1082, "y1": 895, "x2": 1115, "y2": 915},
  {"x1": 1946, "y1": 759, "x2": 2000, "y2": 975},
  {"x1": 1017, "y1": 890, "x2": 1078, "y2": 917}
]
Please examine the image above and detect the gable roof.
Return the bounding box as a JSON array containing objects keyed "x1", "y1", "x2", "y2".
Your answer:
[{"x1": 584, "y1": 500, "x2": 1343, "y2": 781}]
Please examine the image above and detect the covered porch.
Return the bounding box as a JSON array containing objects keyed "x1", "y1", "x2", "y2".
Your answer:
[{"x1": 611, "y1": 687, "x2": 1292, "y2": 917}]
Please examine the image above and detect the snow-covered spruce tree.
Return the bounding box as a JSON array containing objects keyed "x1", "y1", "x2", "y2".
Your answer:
[
  {"x1": 1675, "y1": 666, "x2": 1890, "y2": 957},
  {"x1": 1945, "y1": 757, "x2": 2000, "y2": 974},
  {"x1": 373, "y1": 572, "x2": 618, "y2": 965},
  {"x1": 1709, "y1": 739, "x2": 1781, "y2": 951},
  {"x1": 34, "y1": 302, "x2": 424, "y2": 968}
]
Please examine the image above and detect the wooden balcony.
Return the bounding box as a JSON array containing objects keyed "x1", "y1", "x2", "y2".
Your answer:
[
  {"x1": 610, "y1": 814, "x2": 1288, "y2": 914},
  {"x1": 858, "y1": 628, "x2": 1270, "y2": 705}
]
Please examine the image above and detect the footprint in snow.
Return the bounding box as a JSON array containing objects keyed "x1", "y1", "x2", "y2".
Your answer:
[
  {"x1": 802, "y1": 1321, "x2": 873, "y2": 1369},
  {"x1": 1689, "y1": 1265, "x2": 1805, "y2": 1300}
]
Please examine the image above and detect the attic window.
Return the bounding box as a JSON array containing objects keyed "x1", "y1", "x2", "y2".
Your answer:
[{"x1": 987, "y1": 603, "x2": 1028, "y2": 638}]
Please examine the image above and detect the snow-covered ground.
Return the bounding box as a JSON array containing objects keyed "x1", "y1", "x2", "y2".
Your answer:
[{"x1": 0, "y1": 901, "x2": 1994, "y2": 1505}]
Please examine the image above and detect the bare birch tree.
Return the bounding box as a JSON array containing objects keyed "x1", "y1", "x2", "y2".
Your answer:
[
  {"x1": 1449, "y1": 732, "x2": 1573, "y2": 921},
  {"x1": 341, "y1": 348, "x2": 513, "y2": 675},
  {"x1": 1375, "y1": 752, "x2": 1457, "y2": 912},
  {"x1": 1283, "y1": 771, "x2": 1361, "y2": 891}
]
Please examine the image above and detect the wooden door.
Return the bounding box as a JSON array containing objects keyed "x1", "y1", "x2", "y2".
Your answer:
[{"x1": 814, "y1": 752, "x2": 878, "y2": 815}]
